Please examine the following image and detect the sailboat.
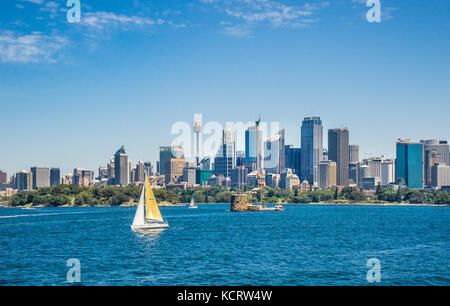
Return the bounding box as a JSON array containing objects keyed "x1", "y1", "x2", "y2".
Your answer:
[
  {"x1": 131, "y1": 176, "x2": 169, "y2": 231},
  {"x1": 188, "y1": 196, "x2": 198, "y2": 209}
]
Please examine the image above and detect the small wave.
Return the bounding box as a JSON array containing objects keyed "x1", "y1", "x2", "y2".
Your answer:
[{"x1": 0, "y1": 211, "x2": 112, "y2": 219}]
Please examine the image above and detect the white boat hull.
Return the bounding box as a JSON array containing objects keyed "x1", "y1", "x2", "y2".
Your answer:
[{"x1": 131, "y1": 221, "x2": 169, "y2": 231}]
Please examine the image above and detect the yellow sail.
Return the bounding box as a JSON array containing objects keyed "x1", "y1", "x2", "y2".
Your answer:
[{"x1": 145, "y1": 176, "x2": 163, "y2": 222}]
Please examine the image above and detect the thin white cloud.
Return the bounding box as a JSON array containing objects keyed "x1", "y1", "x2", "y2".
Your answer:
[
  {"x1": 0, "y1": 31, "x2": 68, "y2": 63},
  {"x1": 21, "y1": 0, "x2": 45, "y2": 4},
  {"x1": 200, "y1": 0, "x2": 329, "y2": 37},
  {"x1": 82, "y1": 11, "x2": 163, "y2": 30}
]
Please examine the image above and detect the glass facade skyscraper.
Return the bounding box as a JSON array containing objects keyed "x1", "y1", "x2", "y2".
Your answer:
[
  {"x1": 214, "y1": 128, "x2": 236, "y2": 177},
  {"x1": 300, "y1": 117, "x2": 323, "y2": 186},
  {"x1": 245, "y1": 119, "x2": 263, "y2": 170},
  {"x1": 396, "y1": 140, "x2": 424, "y2": 189}
]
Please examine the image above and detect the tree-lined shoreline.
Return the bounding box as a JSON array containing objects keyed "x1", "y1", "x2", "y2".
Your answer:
[{"x1": 1, "y1": 184, "x2": 449, "y2": 207}]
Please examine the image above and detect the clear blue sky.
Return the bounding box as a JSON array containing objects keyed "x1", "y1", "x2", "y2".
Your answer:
[{"x1": 1, "y1": 0, "x2": 449, "y2": 176}]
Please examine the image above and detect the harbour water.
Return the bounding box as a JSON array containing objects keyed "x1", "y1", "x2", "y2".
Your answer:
[{"x1": 0, "y1": 204, "x2": 448, "y2": 285}]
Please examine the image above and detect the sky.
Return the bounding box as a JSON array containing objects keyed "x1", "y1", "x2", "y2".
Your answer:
[{"x1": 0, "y1": 0, "x2": 449, "y2": 176}]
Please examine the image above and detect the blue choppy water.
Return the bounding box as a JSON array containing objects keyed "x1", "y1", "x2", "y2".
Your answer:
[{"x1": 0, "y1": 204, "x2": 448, "y2": 285}]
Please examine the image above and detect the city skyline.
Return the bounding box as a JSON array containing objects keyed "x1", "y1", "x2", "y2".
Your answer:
[
  {"x1": 1, "y1": 1, "x2": 449, "y2": 176},
  {"x1": 1, "y1": 115, "x2": 449, "y2": 178}
]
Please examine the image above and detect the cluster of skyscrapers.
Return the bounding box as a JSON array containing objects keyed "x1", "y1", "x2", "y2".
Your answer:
[{"x1": 2, "y1": 116, "x2": 450, "y2": 197}]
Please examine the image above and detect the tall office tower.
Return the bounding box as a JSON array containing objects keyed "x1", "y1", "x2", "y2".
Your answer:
[
  {"x1": 279, "y1": 129, "x2": 286, "y2": 171},
  {"x1": 285, "y1": 145, "x2": 301, "y2": 176},
  {"x1": 164, "y1": 158, "x2": 185, "y2": 184},
  {"x1": 50, "y1": 168, "x2": 61, "y2": 186},
  {"x1": 135, "y1": 161, "x2": 145, "y2": 183},
  {"x1": 301, "y1": 117, "x2": 323, "y2": 187},
  {"x1": 15, "y1": 170, "x2": 32, "y2": 191},
  {"x1": 366, "y1": 157, "x2": 383, "y2": 179},
  {"x1": 349, "y1": 162, "x2": 360, "y2": 186},
  {"x1": 319, "y1": 160, "x2": 337, "y2": 189},
  {"x1": 200, "y1": 157, "x2": 211, "y2": 170},
  {"x1": 349, "y1": 145, "x2": 360, "y2": 163},
  {"x1": 420, "y1": 139, "x2": 449, "y2": 165},
  {"x1": 381, "y1": 160, "x2": 395, "y2": 186},
  {"x1": 431, "y1": 163, "x2": 450, "y2": 189},
  {"x1": 262, "y1": 129, "x2": 285, "y2": 174},
  {"x1": 0, "y1": 171, "x2": 7, "y2": 185},
  {"x1": 245, "y1": 119, "x2": 264, "y2": 170},
  {"x1": 182, "y1": 166, "x2": 197, "y2": 187},
  {"x1": 159, "y1": 145, "x2": 184, "y2": 176},
  {"x1": 264, "y1": 133, "x2": 283, "y2": 174},
  {"x1": 194, "y1": 120, "x2": 202, "y2": 167},
  {"x1": 235, "y1": 151, "x2": 246, "y2": 167},
  {"x1": 30, "y1": 166, "x2": 50, "y2": 189},
  {"x1": 98, "y1": 167, "x2": 108, "y2": 180},
  {"x1": 144, "y1": 161, "x2": 152, "y2": 177},
  {"x1": 395, "y1": 139, "x2": 424, "y2": 189},
  {"x1": 107, "y1": 158, "x2": 115, "y2": 182},
  {"x1": 231, "y1": 166, "x2": 248, "y2": 188},
  {"x1": 424, "y1": 149, "x2": 438, "y2": 187},
  {"x1": 73, "y1": 168, "x2": 94, "y2": 187},
  {"x1": 214, "y1": 128, "x2": 236, "y2": 177},
  {"x1": 114, "y1": 145, "x2": 129, "y2": 186},
  {"x1": 328, "y1": 128, "x2": 349, "y2": 187},
  {"x1": 358, "y1": 164, "x2": 370, "y2": 189}
]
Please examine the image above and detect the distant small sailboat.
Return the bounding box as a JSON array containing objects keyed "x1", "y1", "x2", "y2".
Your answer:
[
  {"x1": 188, "y1": 196, "x2": 198, "y2": 209},
  {"x1": 131, "y1": 176, "x2": 169, "y2": 231}
]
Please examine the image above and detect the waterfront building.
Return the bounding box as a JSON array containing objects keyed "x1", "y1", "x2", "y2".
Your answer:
[
  {"x1": 231, "y1": 166, "x2": 248, "y2": 188},
  {"x1": 265, "y1": 173, "x2": 280, "y2": 188},
  {"x1": 285, "y1": 145, "x2": 301, "y2": 176},
  {"x1": 366, "y1": 157, "x2": 383, "y2": 179},
  {"x1": 358, "y1": 164, "x2": 370, "y2": 189},
  {"x1": 285, "y1": 172, "x2": 300, "y2": 190},
  {"x1": 114, "y1": 146, "x2": 129, "y2": 186},
  {"x1": 208, "y1": 174, "x2": 226, "y2": 186},
  {"x1": 15, "y1": 170, "x2": 32, "y2": 191},
  {"x1": 50, "y1": 168, "x2": 61, "y2": 186},
  {"x1": 245, "y1": 119, "x2": 264, "y2": 171},
  {"x1": 431, "y1": 163, "x2": 450, "y2": 189},
  {"x1": 196, "y1": 169, "x2": 214, "y2": 186},
  {"x1": 395, "y1": 139, "x2": 424, "y2": 189},
  {"x1": 200, "y1": 157, "x2": 211, "y2": 170},
  {"x1": 420, "y1": 139, "x2": 449, "y2": 165},
  {"x1": 264, "y1": 134, "x2": 282, "y2": 174},
  {"x1": 247, "y1": 171, "x2": 265, "y2": 187},
  {"x1": 362, "y1": 177, "x2": 381, "y2": 190},
  {"x1": 381, "y1": 160, "x2": 395, "y2": 186},
  {"x1": 280, "y1": 168, "x2": 300, "y2": 190},
  {"x1": 62, "y1": 173, "x2": 73, "y2": 185},
  {"x1": 182, "y1": 166, "x2": 197, "y2": 187},
  {"x1": 73, "y1": 168, "x2": 94, "y2": 187},
  {"x1": 30, "y1": 166, "x2": 50, "y2": 189},
  {"x1": 214, "y1": 128, "x2": 236, "y2": 177},
  {"x1": 349, "y1": 144, "x2": 360, "y2": 163},
  {"x1": 235, "y1": 151, "x2": 246, "y2": 167},
  {"x1": 107, "y1": 158, "x2": 115, "y2": 184},
  {"x1": 159, "y1": 146, "x2": 183, "y2": 176},
  {"x1": 98, "y1": 167, "x2": 108, "y2": 180},
  {"x1": 300, "y1": 117, "x2": 323, "y2": 187},
  {"x1": 319, "y1": 160, "x2": 337, "y2": 189},
  {"x1": 164, "y1": 158, "x2": 186, "y2": 184},
  {"x1": 349, "y1": 162, "x2": 360, "y2": 187},
  {"x1": 328, "y1": 128, "x2": 349, "y2": 187},
  {"x1": 0, "y1": 171, "x2": 7, "y2": 185},
  {"x1": 144, "y1": 161, "x2": 152, "y2": 177},
  {"x1": 134, "y1": 161, "x2": 146, "y2": 183}
]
